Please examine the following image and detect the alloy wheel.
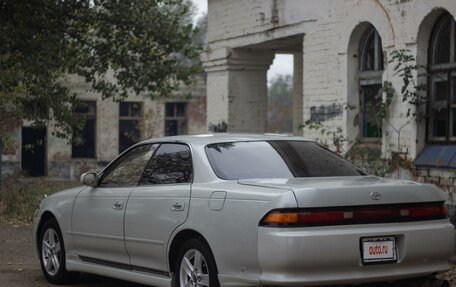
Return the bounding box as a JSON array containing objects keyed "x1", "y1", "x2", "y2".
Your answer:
[
  {"x1": 41, "y1": 228, "x2": 61, "y2": 276},
  {"x1": 179, "y1": 249, "x2": 210, "y2": 287}
]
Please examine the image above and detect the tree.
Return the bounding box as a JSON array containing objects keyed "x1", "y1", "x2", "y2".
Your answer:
[
  {"x1": 193, "y1": 13, "x2": 208, "y2": 50},
  {"x1": 0, "y1": 0, "x2": 201, "y2": 135},
  {"x1": 267, "y1": 74, "x2": 293, "y2": 133},
  {"x1": 0, "y1": 0, "x2": 202, "y2": 191}
]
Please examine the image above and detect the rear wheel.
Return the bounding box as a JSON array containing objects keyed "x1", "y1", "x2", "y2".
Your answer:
[
  {"x1": 38, "y1": 218, "x2": 79, "y2": 284},
  {"x1": 176, "y1": 238, "x2": 219, "y2": 287}
]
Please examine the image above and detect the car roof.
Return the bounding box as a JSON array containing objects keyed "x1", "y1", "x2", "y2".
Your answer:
[{"x1": 140, "y1": 133, "x2": 314, "y2": 146}]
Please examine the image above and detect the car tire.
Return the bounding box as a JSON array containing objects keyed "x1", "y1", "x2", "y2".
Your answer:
[
  {"x1": 175, "y1": 237, "x2": 220, "y2": 287},
  {"x1": 38, "y1": 218, "x2": 79, "y2": 284}
]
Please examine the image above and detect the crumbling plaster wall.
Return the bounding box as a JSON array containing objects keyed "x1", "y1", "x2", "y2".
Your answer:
[
  {"x1": 205, "y1": 0, "x2": 456, "y2": 155},
  {"x1": 0, "y1": 72, "x2": 207, "y2": 180},
  {"x1": 45, "y1": 73, "x2": 207, "y2": 179},
  {"x1": 207, "y1": 0, "x2": 327, "y2": 49}
]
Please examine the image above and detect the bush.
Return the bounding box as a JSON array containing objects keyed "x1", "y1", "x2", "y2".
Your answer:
[{"x1": 0, "y1": 177, "x2": 79, "y2": 224}]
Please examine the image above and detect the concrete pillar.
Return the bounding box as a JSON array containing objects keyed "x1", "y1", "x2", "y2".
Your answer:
[
  {"x1": 293, "y1": 51, "x2": 303, "y2": 136},
  {"x1": 203, "y1": 48, "x2": 274, "y2": 133}
]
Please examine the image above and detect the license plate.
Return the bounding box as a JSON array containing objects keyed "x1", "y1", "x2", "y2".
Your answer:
[{"x1": 361, "y1": 236, "x2": 397, "y2": 264}]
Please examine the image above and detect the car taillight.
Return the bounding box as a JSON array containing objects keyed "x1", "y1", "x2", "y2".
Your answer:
[{"x1": 260, "y1": 202, "x2": 448, "y2": 227}]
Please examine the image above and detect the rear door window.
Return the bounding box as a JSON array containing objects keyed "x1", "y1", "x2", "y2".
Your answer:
[{"x1": 140, "y1": 143, "x2": 192, "y2": 185}]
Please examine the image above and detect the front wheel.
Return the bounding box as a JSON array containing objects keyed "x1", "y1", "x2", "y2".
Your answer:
[
  {"x1": 176, "y1": 238, "x2": 220, "y2": 287},
  {"x1": 38, "y1": 218, "x2": 79, "y2": 284}
]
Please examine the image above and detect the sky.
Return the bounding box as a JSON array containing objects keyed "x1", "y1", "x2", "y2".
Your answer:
[{"x1": 191, "y1": 0, "x2": 294, "y2": 82}]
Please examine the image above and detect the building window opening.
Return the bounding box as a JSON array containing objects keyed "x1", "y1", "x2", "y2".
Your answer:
[
  {"x1": 165, "y1": 102, "x2": 188, "y2": 136},
  {"x1": 72, "y1": 101, "x2": 96, "y2": 158},
  {"x1": 358, "y1": 26, "x2": 384, "y2": 139},
  {"x1": 119, "y1": 102, "x2": 142, "y2": 153},
  {"x1": 429, "y1": 13, "x2": 456, "y2": 143}
]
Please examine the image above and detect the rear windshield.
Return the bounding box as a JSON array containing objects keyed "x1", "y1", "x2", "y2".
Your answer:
[{"x1": 205, "y1": 141, "x2": 363, "y2": 180}]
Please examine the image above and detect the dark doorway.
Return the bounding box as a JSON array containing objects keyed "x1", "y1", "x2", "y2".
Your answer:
[{"x1": 21, "y1": 127, "x2": 46, "y2": 177}]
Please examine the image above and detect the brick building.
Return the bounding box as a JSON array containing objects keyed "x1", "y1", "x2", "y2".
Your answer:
[
  {"x1": 1, "y1": 74, "x2": 207, "y2": 179},
  {"x1": 202, "y1": 1, "x2": 456, "y2": 195}
]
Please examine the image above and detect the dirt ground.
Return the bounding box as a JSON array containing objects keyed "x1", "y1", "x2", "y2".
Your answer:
[
  {"x1": 0, "y1": 225, "x2": 146, "y2": 287},
  {"x1": 0, "y1": 224, "x2": 455, "y2": 287}
]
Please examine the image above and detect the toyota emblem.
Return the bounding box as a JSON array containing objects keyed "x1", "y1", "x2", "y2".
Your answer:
[{"x1": 370, "y1": 191, "x2": 381, "y2": 201}]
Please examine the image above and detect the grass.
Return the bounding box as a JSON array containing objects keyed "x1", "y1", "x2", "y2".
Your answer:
[{"x1": 0, "y1": 176, "x2": 79, "y2": 225}]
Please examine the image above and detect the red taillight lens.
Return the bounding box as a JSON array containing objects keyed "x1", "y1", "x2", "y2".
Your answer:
[
  {"x1": 260, "y1": 202, "x2": 448, "y2": 227},
  {"x1": 409, "y1": 205, "x2": 448, "y2": 218},
  {"x1": 298, "y1": 211, "x2": 345, "y2": 224}
]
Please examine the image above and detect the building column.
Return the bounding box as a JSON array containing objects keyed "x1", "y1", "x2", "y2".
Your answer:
[
  {"x1": 203, "y1": 48, "x2": 274, "y2": 133},
  {"x1": 293, "y1": 51, "x2": 303, "y2": 135}
]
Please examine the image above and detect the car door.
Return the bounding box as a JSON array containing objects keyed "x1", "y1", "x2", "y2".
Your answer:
[
  {"x1": 124, "y1": 143, "x2": 192, "y2": 274},
  {"x1": 71, "y1": 144, "x2": 156, "y2": 265}
]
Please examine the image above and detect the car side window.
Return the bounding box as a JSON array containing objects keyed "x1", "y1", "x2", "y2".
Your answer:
[
  {"x1": 99, "y1": 144, "x2": 157, "y2": 187},
  {"x1": 140, "y1": 143, "x2": 192, "y2": 185}
]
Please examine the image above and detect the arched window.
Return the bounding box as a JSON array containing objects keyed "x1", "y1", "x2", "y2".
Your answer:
[
  {"x1": 359, "y1": 26, "x2": 384, "y2": 139},
  {"x1": 429, "y1": 13, "x2": 456, "y2": 142}
]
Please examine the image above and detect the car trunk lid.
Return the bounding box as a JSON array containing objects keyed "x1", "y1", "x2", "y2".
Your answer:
[{"x1": 238, "y1": 176, "x2": 445, "y2": 208}]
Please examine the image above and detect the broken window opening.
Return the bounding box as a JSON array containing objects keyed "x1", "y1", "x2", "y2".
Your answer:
[
  {"x1": 72, "y1": 101, "x2": 96, "y2": 159},
  {"x1": 165, "y1": 102, "x2": 188, "y2": 136}
]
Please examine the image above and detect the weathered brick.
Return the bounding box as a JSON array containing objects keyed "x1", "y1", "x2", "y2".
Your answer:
[
  {"x1": 426, "y1": 177, "x2": 440, "y2": 185},
  {"x1": 429, "y1": 169, "x2": 454, "y2": 179},
  {"x1": 440, "y1": 177, "x2": 454, "y2": 187},
  {"x1": 417, "y1": 169, "x2": 429, "y2": 177}
]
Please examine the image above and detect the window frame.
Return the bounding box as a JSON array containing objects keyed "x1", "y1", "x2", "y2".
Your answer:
[
  {"x1": 358, "y1": 26, "x2": 384, "y2": 141},
  {"x1": 360, "y1": 84, "x2": 383, "y2": 139},
  {"x1": 428, "y1": 13, "x2": 456, "y2": 143},
  {"x1": 359, "y1": 28, "x2": 384, "y2": 73},
  {"x1": 119, "y1": 101, "x2": 143, "y2": 153},
  {"x1": 165, "y1": 102, "x2": 188, "y2": 136},
  {"x1": 138, "y1": 142, "x2": 194, "y2": 186}
]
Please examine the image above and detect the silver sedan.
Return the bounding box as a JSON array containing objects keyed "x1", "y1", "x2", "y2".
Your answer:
[{"x1": 33, "y1": 134, "x2": 455, "y2": 287}]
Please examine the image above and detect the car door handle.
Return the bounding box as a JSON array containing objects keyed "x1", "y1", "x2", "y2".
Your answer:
[
  {"x1": 172, "y1": 202, "x2": 185, "y2": 211},
  {"x1": 113, "y1": 201, "x2": 124, "y2": 210}
]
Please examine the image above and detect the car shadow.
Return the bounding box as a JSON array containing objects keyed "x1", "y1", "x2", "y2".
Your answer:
[{"x1": 71, "y1": 273, "x2": 148, "y2": 287}]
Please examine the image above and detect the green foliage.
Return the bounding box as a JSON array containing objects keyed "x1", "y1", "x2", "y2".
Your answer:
[
  {"x1": 0, "y1": 177, "x2": 79, "y2": 224},
  {"x1": 300, "y1": 49, "x2": 429, "y2": 176},
  {"x1": 377, "y1": 80, "x2": 395, "y2": 123},
  {"x1": 387, "y1": 49, "x2": 427, "y2": 119},
  {"x1": 299, "y1": 121, "x2": 351, "y2": 154},
  {"x1": 267, "y1": 74, "x2": 293, "y2": 133},
  {"x1": 193, "y1": 14, "x2": 208, "y2": 50},
  {"x1": 0, "y1": 0, "x2": 202, "y2": 141},
  {"x1": 344, "y1": 143, "x2": 392, "y2": 176}
]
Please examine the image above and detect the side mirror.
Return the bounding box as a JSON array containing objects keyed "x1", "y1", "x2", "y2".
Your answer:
[{"x1": 80, "y1": 172, "x2": 98, "y2": 187}]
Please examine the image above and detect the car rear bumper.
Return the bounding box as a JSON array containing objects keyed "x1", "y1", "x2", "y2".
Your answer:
[{"x1": 258, "y1": 220, "x2": 455, "y2": 286}]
